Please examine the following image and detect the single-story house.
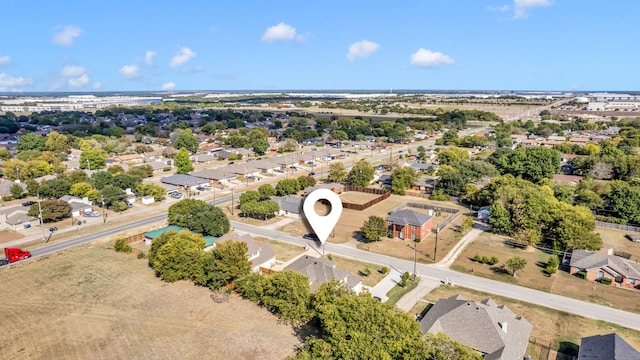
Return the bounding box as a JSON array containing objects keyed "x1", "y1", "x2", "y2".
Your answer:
[
  {"x1": 192, "y1": 153, "x2": 217, "y2": 163},
  {"x1": 273, "y1": 195, "x2": 303, "y2": 218},
  {"x1": 0, "y1": 180, "x2": 27, "y2": 197},
  {"x1": 217, "y1": 232, "x2": 276, "y2": 273},
  {"x1": 60, "y1": 195, "x2": 93, "y2": 218},
  {"x1": 411, "y1": 162, "x2": 436, "y2": 173},
  {"x1": 143, "y1": 225, "x2": 218, "y2": 248},
  {"x1": 161, "y1": 174, "x2": 209, "y2": 189},
  {"x1": 141, "y1": 195, "x2": 155, "y2": 205},
  {"x1": 386, "y1": 209, "x2": 433, "y2": 241},
  {"x1": 569, "y1": 249, "x2": 640, "y2": 289},
  {"x1": 578, "y1": 333, "x2": 640, "y2": 359},
  {"x1": 284, "y1": 255, "x2": 362, "y2": 294},
  {"x1": 411, "y1": 177, "x2": 432, "y2": 192},
  {"x1": 134, "y1": 161, "x2": 169, "y2": 173},
  {"x1": 191, "y1": 168, "x2": 237, "y2": 184},
  {"x1": 419, "y1": 294, "x2": 532, "y2": 360},
  {"x1": 4, "y1": 211, "x2": 38, "y2": 230}
]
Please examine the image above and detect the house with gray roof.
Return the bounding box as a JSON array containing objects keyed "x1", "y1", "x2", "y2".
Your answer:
[
  {"x1": 217, "y1": 232, "x2": 276, "y2": 273},
  {"x1": 284, "y1": 255, "x2": 362, "y2": 294},
  {"x1": 191, "y1": 168, "x2": 237, "y2": 184},
  {"x1": 0, "y1": 180, "x2": 27, "y2": 197},
  {"x1": 161, "y1": 174, "x2": 209, "y2": 189},
  {"x1": 578, "y1": 333, "x2": 640, "y2": 359},
  {"x1": 59, "y1": 195, "x2": 93, "y2": 217},
  {"x1": 419, "y1": 294, "x2": 532, "y2": 360},
  {"x1": 570, "y1": 249, "x2": 640, "y2": 290},
  {"x1": 386, "y1": 209, "x2": 433, "y2": 241},
  {"x1": 273, "y1": 195, "x2": 302, "y2": 218}
]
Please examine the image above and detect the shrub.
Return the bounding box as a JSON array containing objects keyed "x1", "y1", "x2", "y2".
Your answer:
[
  {"x1": 599, "y1": 277, "x2": 612, "y2": 285},
  {"x1": 326, "y1": 254, "x2": 333, "y2": 261},
  {"x1": 380, "y1": 266, "x2": 390, "y2": 274},
  {"x1": 2, "y1": 195, "x2": 13, "y2": 201},
  {"x1": 488, "y1": 256, "x2": 499, "y2": 265},
  {"x1": 362, "y1": 266, "x2": 372, "y2": 276},
  {"x1": 545, "y1": 255, "x2": 559, "y2": 275},
  {"x1": 575, "y1": 271, "x2": 587, "y2": 279},
  {"x1": 473, "y1": 253, "x2": 481, "y2": 262},
  {"x1": 400, "y1": 271, "x2": 411, "y2": 287},
  {"x1": 137, "y1": 252, "x2": 145, "y2": 259},
  {"x1": 114, "y1": 238, "x2": 132, "y2": 253},
  {"x1": 481, "y1": 256, "x2": 489, "y2": 264},
  {"x1": 430, "y1": 189, "x2": 451, "y2": 201},
  {"x1": 112, "y1": 201, "x2": 128, "y2": 212},
  {"x1": 163, "y1": 167, "x2": 172, "y2": 172}
]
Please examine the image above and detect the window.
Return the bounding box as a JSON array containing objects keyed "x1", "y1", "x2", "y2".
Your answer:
[
  {"x1": 411, "y1": 225, "x2": 417, "y2": 230},
  {"x1": 411, "y1": 234, "x2": 416, "y2": 240},
  {"x1": 631, "y1": 279, "x2": 636, "y2": 286}
]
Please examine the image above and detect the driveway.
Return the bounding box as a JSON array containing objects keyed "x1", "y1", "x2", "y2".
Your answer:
[
  {"x1": 367, "y1": 268, "x2": 403, "y2": 302},
  {"x1": 434, "y1": 223, "x2": 487, "y2": 268}
]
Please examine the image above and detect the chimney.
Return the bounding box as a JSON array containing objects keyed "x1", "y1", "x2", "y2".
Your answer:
[
  {"x1": 500, "y1": 321, "x2": 508, "y2": 333},
  {"x1": 607, "y1": 248, "x2": 613, "y2": 256}
]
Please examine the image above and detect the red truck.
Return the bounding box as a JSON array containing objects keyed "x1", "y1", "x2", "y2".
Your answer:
[{"x1": 1, "y1": 247, "x2": 31, "y2": 265}]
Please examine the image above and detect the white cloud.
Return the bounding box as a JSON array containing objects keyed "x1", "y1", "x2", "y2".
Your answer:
[
  {"x1": 162, "y1": 81, "x2": 176, "y2": 90},
  {"x1": 61, "y1": 65, "x2": 87, "y2": 78},
  {"x1": 169, "y1": 47, "x2": 196, "y2": 68},
  {"x1": 410, "y1": 48, "x2": 455, "y2": 68},
  {"x1": 52, "y1": 25, "x2": 82, "y2": 46},
  {"x1": 513, "y1": 0, "x2": 553, "y2": 19},
  {"x1": 145, "y1": 50, "x2": 157, "y2": 65},
  {"x1": 119, "y1": 64, "x2": 140, "y2": 79},
  {"x1": 0, "y1": 73, "x2": 33, "y2": 87},
  {"x1": 347, "y1": 40, "x2": 380, "y2": 61},
  {"x1": 0, "y1": 56, "x2": 10, "y2": 66},
  {"x1": 262, "y1": 22, "x2": 297, "y2": 42},
  {"x1": 92, "y1": 82, "x2": 102, "y2": 90},
  {"x1": 486, "y1": 4, "x2": 510, "y2": 12},
  {"x1": 68, "y1": 74, "x2": 89, "y2": 88}
]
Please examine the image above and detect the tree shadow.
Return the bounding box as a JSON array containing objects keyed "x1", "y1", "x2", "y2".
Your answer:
[
  {"x1": 490, "y1": 265, "x2": 510, "y2": 275},
  {"x1": 293, "y1": 321, "x2": 321, "y2": 343},
  {"x1": 558, "y1": 341, "x2": 579, "y2": 356}
]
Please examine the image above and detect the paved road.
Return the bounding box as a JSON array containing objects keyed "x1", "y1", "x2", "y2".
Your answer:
[{"x1": 231, "y1": 221, "x2": 640, "y2": 332}]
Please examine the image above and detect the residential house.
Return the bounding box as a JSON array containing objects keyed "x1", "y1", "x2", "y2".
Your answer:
[
  {"x1": 411, "y1": 177, "x2": 432, "y2": 193},
  {"x1": 217, "y1": 232, "x2": 276, "y2": 273},
  {"x1": 192, "y1": 153, "x2": 217, "y2": 164},
  {"x1": 419, "y1": 294, "x2": 532, "y2": 360},
  {"x1": 161, "y1": 174, "x2": 209, "y2": 189},
  {"x1": 60, "y1": 195, "x2": 93, "y2": 217},
  {"x1": 284, "y1": 255, "x2": 362, "y2": 294},
  {"x1": 114, "y1": 153, "x2": 144, "y2": 165},
  {"x1": 134, "y1": 161, "x2": 168, "y2": 173},
  {"x1": 477, "y1": 206, "x2": 491, "y2": 222},
  {"x1": 0, "y1": 180, "x2": 27, "y2": 197},
  {"x1": 190, "y1": 168, "x2": 237, "y2": 185},
  {"x1": 303, "y1": 183, "x2": 345, "y2": 196},
  {"x1": 273, "y1": 195, "x2": 302, "y2": 218},
  {"x1": 569, "y1": 249, "x2": 640, "y2": 289},
  {"x1": 386, "y1": 209, "x2": 433, "y2": 240},
  {"x1": 578, "y1": 333, "x2": 640, "y2": 359}
]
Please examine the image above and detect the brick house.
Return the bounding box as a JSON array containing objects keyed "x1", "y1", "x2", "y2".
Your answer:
[
  {"x1": 385, "y1": 209, "x2": 433, "y2": 240},
  {"x1": 569, "y1": 249, "x2": 640, "y2": 290}
]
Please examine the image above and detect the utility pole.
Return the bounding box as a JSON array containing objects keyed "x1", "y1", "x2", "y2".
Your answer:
[
  {"x1": 413, "y1": 237, "x2": 422, "y2": 281},
  {"x1": 37, "y1": 196, "x2": 45, "y2": 243},
  {"x1": 231, "y1": 187, "x2": 235, "y2": 215},
  {"x1": 433, "y1": 223, "x2": 440, "y2": 262},
  {"x1": 101, "y1": 195, "x2": 107, "y2": 223}
]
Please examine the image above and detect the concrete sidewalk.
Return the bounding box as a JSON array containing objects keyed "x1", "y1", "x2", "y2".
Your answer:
[{"x1": 394, "y1": 277, "x2": 441, "y2": 312}]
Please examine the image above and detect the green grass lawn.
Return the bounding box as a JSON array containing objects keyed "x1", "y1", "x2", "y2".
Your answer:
[{"x1": 386, "y1": 279, "x2": 419, "y2": 306}]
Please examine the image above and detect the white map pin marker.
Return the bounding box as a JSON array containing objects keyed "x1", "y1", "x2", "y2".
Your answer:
[{"x1": 303, "y1": 188, "x2": 343, "y2": 244}]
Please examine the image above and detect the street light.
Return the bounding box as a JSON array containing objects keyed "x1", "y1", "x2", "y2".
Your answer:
[
  {"x1": 413, "y1": 237, "x2": 422, "y2": 281},
  {"x1": 433, "y1": 223, "x2": 440, "y2": 262}
]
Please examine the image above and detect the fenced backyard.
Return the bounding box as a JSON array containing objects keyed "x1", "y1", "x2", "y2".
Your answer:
[
  {"x1": 340, "y1": 186, "x2": 390, "y2": 211},
  {"x1": 595, "y1": 221, "x2": 640, "y2": 233},
  {"x1": 391, "y1": 202, "x2": 461, "y2": 232}
]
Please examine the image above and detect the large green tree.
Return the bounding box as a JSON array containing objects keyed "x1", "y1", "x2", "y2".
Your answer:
[
  {"x1": 173, "y1": 148, "x2": 194, "y2": 174},
  {"x1": 391, "y1": 167, "x2": 417, "y2": 195},
  {"x1": 276, "y1": 179, "x2": 300, "y2": 196},
  {"x1": 44, "y1": 131, "x2": 70, "y2": 154},
  {"x1": 492, "y1": 147, "x2": 561, "y2": 182},
  {"x1": 327, "y1": 162, "x2": 347, "y2": 183},
  {"x1": 17, "y1": 133, "x2": 46, "y2": 152},
  {"x1": 348, "y1": 159, "x2": 375, "y2": 187},
  {"x1": 28, "y1": 200, "x2": 71, "y2": 223},
  {"x1": 360, "y1": 215, "x2": 388, "y2": 241},
  {"x1": 257, "y1": 184, "x2": 277, "y2": 198},
  {"x1": 168, "y1": 199, "x2": 230, "y2": 236},
  {"x1": 173, "y1": 129, "x2": 199, "y2": 153},
  {"x1": 80, "y1": 149, "x2": 107, "y2": 170},
  {"x1": 151, "y1": 230, "x2": 206, "y2": 282},
  {"x1": 198, "y1": 240, "x2": 252, "y2": 290}
]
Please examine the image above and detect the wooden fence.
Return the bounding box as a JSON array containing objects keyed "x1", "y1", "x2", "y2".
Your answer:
[
  {"x1": 341, "y1": 186, "x2": 391, "y2": 211},
  {"x1": 124, "y1": 233, "x2": 145, "y2": 244},
  {"x1": 595, "y1": 221, "x2": 640, "y2": 233}
]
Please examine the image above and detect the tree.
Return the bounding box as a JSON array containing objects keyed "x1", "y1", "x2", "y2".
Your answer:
[
  {"x1": 17, "y1": 133, "x2": 46, "y2": 152},
  {"x1": 173, "y1": 148, "x2": 194, "y2": 174},
  {"x1": 80, "y1": 149, "x2": 107, "y2": 170},
  {"x1": 37, "y1": 178, "x2": 71, "y2": 199},
  {"x1": 330, "y1": 129, "x2": 348, "y2": 141},
  {"x1": 360, "y1": 215, "x2": 388, "y2": 242},
  {"x1": 489, "y1": 202, "x2": 513, "y2": 234},
  {"x1": 251, "y1": 138, "x2": 270, "y2": 155},
  {"x1": 3, "y1": 159, "x2": 28, "y2": 181},
  {"x1": 101, "y1": 185, "x2": 126, "y2": 207},
  {"x1": 168, "y1": 199, "x2": 230, "y2": 236},
  {"x1": 391, "y1": 167, "x2": 417, "y2": 195},
  {"x1": 461, "y1": 216, "x2": 474, "y2": 232},
  {"x1": 545, "y1": 255, "x2": 559, "y2": 275},
  {"x1": 257, "y1": 184, "x2": 276, "y2": 198},
  {"x1": 440, "y1": 129, "x2": 459, "y2": 145},
  {"x1": 259, "y1": 271, "x2": 314, "y2": 324},
  {"x1": 44, "y1": 131, "x2": 70, "y2": 154},
  {"x1": 0, "y1": 146, "x2": 11, "y2": 160},
  {"x1": 276, "y1": 179, "x2": 300, "y2": 196},
  {"x1": 297, "y1": 175, "x2": 316, "y2": 189},
  {"x1": 348, "y1": 159, "x2": 375, "y2": 187},
  {"x1": 239, "y1": 190, "x2": 260, "y2": 205},
  {"x1": 493, "y1": 147, "x2": 561, "y2": 182},
  {"x1": 27, "y1": 200, "x2": 71, "y2": 223},
  {"x1": 327, "y1": 162, "x2": 347, "y2": 183},
  {"x1": 411, "y1": 332, "x2": 482, "y2": 360},
  {"x1": 9, "y1": 184, "x2": 24, "y2": 199},
  {"x1": 135, "y1": 183, "x2": 166, "y2": 201},
  {"x1": 506, "y1": 256, "x2": 527, "y2": 277},
  {"x1": 416, "y1": 145, "x2": 426, "y2": 163},
  {"x1": 151, "y1": 230, "x2": 205, "y2": 282},
  {"x1": 240, "y1": 200, "x2": 279, "y2": 219},
  {"x1": 437, "y1": 147, "x2": 470, "y2": 166},
  {"x1": 91, "y1": 171, "x2": 113, "y2": 190},
  {"x1": 173, "y1": 129, "x2": 199, "y2": 153},
  {"x1": 69, "y1": 182, "x2": 94, "y2": 197},
  {"x1": 198, "y1": 240, "x2": 252, "y2": 290}
]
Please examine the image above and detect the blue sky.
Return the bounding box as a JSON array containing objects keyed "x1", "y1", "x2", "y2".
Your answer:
[{"x1": 0, "y1": 0, "x2": 638, "y2": 92}]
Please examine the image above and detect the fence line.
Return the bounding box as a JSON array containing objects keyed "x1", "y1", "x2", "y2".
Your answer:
[
  {"x1": 595, "y1": 221, "x2": 640, "y2": 233},
  {"x1": 341, "y1": 186, "x2": 391, "y2": 211},
  {"x1": 391, "y1": 202, "x2": 461, "y2": 232}
]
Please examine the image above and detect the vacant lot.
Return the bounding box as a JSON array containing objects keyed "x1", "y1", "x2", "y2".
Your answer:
[
  {"x1": 452, "y1": 231, "x2": 640, "y2": 314},
  {"x1": 0, "y1": 244, "x2": 300, "y2": 360},
  {"x1": 0, "y1": 229, "x2": 24, "y2": 244},
  {"x1": 416, "y1": 285, "x2": 640, "y2": 359},
  {"x1": 339, "y1": 191, "x2": 380, "y2": 205},
  {"x1": 597, "y1": 226, "x2": 640, "y2": 260}
]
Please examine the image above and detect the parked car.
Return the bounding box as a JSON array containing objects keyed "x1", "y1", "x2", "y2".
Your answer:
[
  {"x1": 303, "y1": 233, "x2": 319, "y2": 241},
  {"x1": 22, "y1": 200, "x2": 36, "y2": 207},
  {"x1": 309, "y1": 172, "x2": 316, "y2": 176},
  {"x1": 625, "y1": 234, "x2": 639, "y2": 242},
  {"x1": 83, "y1": 211, "x2": 101, "y2": 217},
  {"x1": 168, "y1": 191, "x2": 182, "y2": 199},
  {"x1": 228, "y1": 161, "x2": 235, "y2": 165}
]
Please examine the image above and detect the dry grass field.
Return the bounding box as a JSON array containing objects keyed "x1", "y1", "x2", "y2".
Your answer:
[
  {"x1": 0, "y1": 229, "x2": 24, "y2": 244},
  {"x1": 339, "y1": 191, "x2": 380, "y2": 205},
  {"x1": 596, "y1": 226, "x2": 640, "y2": 260},
  {"x1": 452, "y1": 231, "x2": 640, "y2": 314},
  {"x1": 0, "y1": 244, "x2": 301, "y2": 360},
  {"x1": 415, "y1": 285, "x2": 640, "y2": 360}
]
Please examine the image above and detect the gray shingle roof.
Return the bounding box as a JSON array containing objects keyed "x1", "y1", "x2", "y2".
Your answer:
[
  {"x1": 578, "y1": 333, "x2": 640, "y2": 359},
  {"x1": 386, "y1": 209, "x2": 432, "y2": 227},
  {"x1": 0, "y1": 180, "x2": 27, "y2": 196},
  {"x1": 419, "y1": 294, "x2": 532, "y2": 360},
  {"x1": 285, "y1": 255, "x2": 361, "y2": 292},
  {"x1": 273, "y1": 195, "x2": 302, "y2": 214},
  {"x1": 191, "y1": 168, "x2": 237, "y2": 181},
  {"x1": 161, "y1": 174, "x2": 209, "y2": 187},
  {"x1": 571, "y1": 250, "x2": 640, "y2": 279}
]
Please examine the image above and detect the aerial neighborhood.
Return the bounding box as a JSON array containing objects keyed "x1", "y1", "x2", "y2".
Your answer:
[{"x1": 1, "y1": 92, "x2": 640, "y2": 359}]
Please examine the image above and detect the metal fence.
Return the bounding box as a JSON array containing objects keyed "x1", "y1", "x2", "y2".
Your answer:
[{"x1": 595, "y1": 221, "x2": 640, "y2": 233}]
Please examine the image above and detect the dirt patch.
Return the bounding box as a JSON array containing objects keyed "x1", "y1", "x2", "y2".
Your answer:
[
  {"x1": 453, "y1": 232, "x2": 640, "y2": 314},
  {"x1": 0, "y1": 230, "x2": 24, "y2": 244},
  {"x1": 417, "y1": 285, "x2": 640, "y2": 357},
  {"x1": 339, "y1": 191, "x2": 380, "y2": 205},
  {"x1": 0, "y1": 244, "x2": 301, "y2": 360}
]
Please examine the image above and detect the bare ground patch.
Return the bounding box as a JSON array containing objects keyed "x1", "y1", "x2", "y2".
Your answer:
[{"x1": 0, "y1": 244, "x2": 301, "y2": 360}]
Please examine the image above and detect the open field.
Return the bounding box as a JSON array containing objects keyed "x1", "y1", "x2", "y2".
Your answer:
[
  {"x1": 452, "y1": 231, "x2": 640, "y2": 314},
  {"x1": 0, "y1": 229, "x2": 24, "y2": 244},
  {"x1": 339, "y1": 191, "x2": 380, "y2": 205},
  {"x1": 414, "y1": 285, "x2": 640, "y2": 359},
  {"x1": 0, "y1": 244, "x2": 300, "y2": 360}
]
